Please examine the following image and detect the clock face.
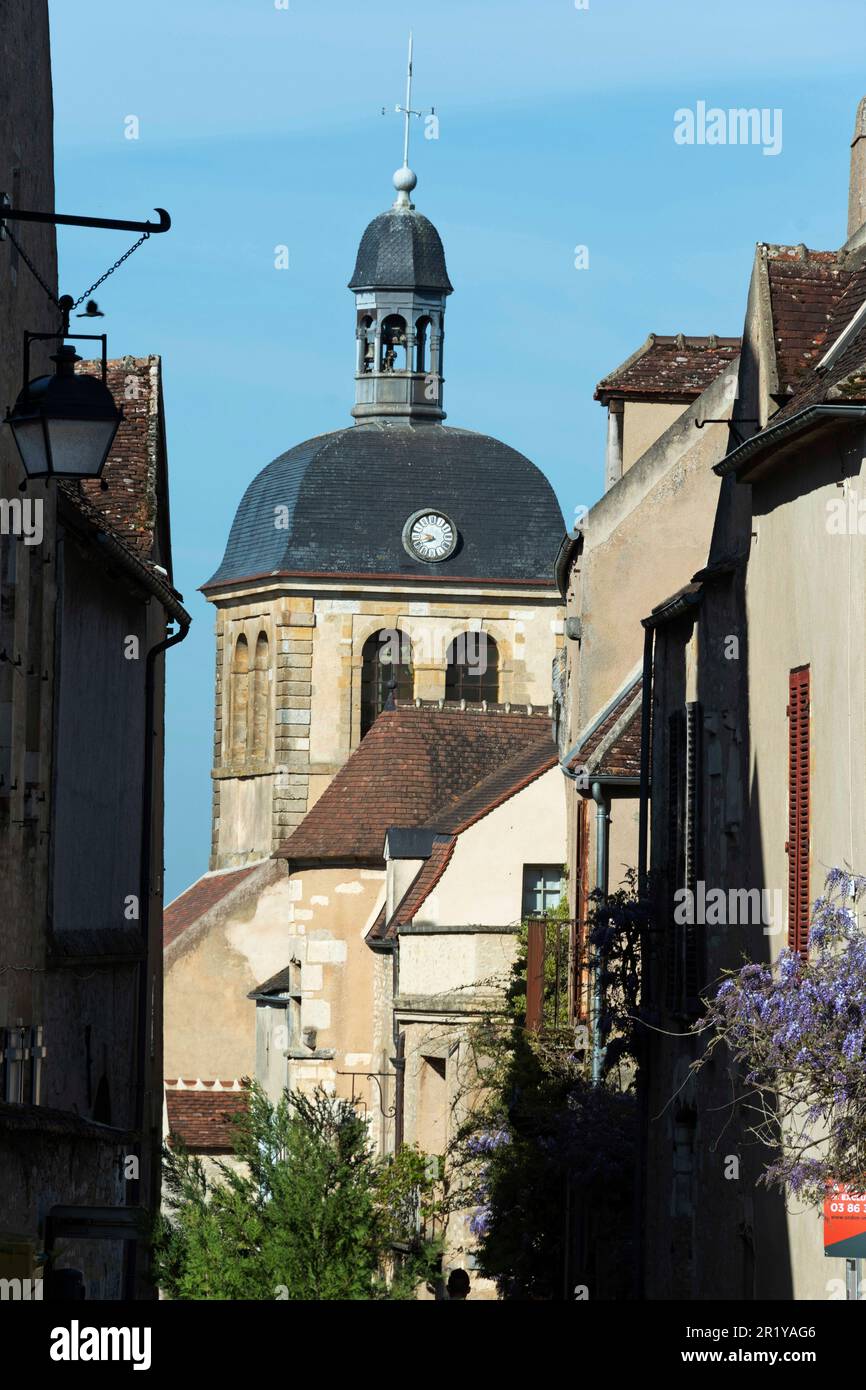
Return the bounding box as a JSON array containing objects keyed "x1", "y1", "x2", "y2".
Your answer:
[{"x1": 402, "y1": 509, "x2": 457, "y2": 562}]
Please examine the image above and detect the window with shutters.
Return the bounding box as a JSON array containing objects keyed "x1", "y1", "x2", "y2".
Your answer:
[{"x1": 787, "y1": 667, "x2": 810, "y2": 958}]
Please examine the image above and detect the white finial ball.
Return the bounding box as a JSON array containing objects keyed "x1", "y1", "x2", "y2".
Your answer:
[{"x1": 393, "y1": 164, "x2": 418, "y2": 194}]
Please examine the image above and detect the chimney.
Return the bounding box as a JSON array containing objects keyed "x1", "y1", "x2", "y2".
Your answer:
[{"x1": 848, "y1": 97, "x2": 866, "y2": 240}]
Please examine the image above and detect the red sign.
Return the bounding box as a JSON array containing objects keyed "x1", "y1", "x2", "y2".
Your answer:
[{"x1": 824, "y1": 1188, "x2": 866, "y2": 1258}]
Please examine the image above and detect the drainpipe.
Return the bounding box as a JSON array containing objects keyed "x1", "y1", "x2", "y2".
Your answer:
[
  {"x1": 634, "y1": 624, "x2": 654, "y2": 1304},
  {"x1": 125, "y1": 611, "x2": 190, "y2": 1300},
  {"x1": 638, "y1": 626, "x2": 654, "y2": 895},
  {"x1": 590, "y1": 781, "x2": 609, "y2": 1084}
]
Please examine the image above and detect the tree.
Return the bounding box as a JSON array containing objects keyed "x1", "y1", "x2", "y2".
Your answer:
[
  {"x1": 450, "y1": 886, "x2": 643, "y2": 1299},
  {"x1": 697, "y1": 869, "x2": 866, "y2": 1204},
  {"x1": 154, "y1": 1084, "x2": 440, "y2": 1300}
]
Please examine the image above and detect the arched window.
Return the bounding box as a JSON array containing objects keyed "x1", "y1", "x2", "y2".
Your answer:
[
  {"x1": 230, "y1": 634, "x2": 250, "y2": 762},
  {"x1": 252, "y1": 631, "x2": 270, "y2": 761},
  {"x1": 445, "y1": 633, "x2": 498, "y2": 704},
  {"x1": 415, "y1": 315, "x2": 431, "y2": 373},
  {"x1": 361, "y1": 628, "x2": 413, "y2": 736},
  {"x1": 380, "y1": 314, "x2": 407, "y2": 372}
]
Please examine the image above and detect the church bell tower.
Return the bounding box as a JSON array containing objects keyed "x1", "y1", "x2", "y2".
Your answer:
[{"x1": 348, "y1": 36, "x2": 452, "y2": 425}]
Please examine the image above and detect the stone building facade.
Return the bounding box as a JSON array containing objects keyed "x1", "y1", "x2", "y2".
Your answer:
[{"x1": 0, "y1": 7, "x2": 187, "y2": 1297}]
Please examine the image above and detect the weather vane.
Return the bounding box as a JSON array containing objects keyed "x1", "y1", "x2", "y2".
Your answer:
[{"x1": 382, "y1": 32, "x2": 434, "y2": 198}]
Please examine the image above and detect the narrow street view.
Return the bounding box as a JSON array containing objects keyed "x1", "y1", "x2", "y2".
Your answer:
[{"x1": 1, "y1": 0, "x2": 865, "y2": 1364}]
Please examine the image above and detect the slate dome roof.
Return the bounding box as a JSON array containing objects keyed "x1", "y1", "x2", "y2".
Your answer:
[
  {"x1": 348, "y1": 208, "x2": 453, "y2": 294},
  {"x1": 204, "y1": 424, "x2": 564, "y2": 588}
]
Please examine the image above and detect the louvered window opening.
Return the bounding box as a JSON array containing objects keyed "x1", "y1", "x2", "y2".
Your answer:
[{"x1": 666, "y1": 703, "x2": 702, "y2": 1015}]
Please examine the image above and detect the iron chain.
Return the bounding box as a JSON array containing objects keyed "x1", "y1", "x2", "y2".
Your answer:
[
  {"x1": 2, "y1": 218, "x2": 151, "y2": 312},
  {"x1": 70, "y1": 231, "x2": 150, "y2": 309}
]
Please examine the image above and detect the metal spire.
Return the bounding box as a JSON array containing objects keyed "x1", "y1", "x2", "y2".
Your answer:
[
  {"x1": 400, "y1": 32, "x2": 416, "y2": 169},
  {"x1": 384, "y1": 32, "x2": 429, "y2": 209}
]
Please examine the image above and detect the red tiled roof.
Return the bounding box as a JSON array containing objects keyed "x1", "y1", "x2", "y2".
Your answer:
[
  {"x1": 569, "y1": 676, "x2": 642, "y2": 776},
  {"x1": 764, "y1": 252, "x2": 866, "y2": 426},
  {"x1": 369, "y1": 735, "x2": 557, "y2": 943},
  {"x1": 595, "y1": 334, "x2": 741, "y2": 404},
  {"x1": 164, "y1": 865, "x2": 261, "y2": 947},
  {"x1": 594, "y1": 704, "x2": 642, "y2": 778},
  {"x1": 165, "y1": 1084, "x2": 248, "y2": 1152},
  {"x1": 75, "y1": 356, "x2": 164, "y2": 561},
  {"x1": 390, "y1": 837, "x2": 456, "y2": 932},
  {"x1": 764, "y1": 246, "x2": 849, "y2": 394},
  {"x1": 277, "y1": 703, "x2": 553, "y2": 863},
  {"x1": 423, "y1": 734, "x2": 556, "y2": 834}
]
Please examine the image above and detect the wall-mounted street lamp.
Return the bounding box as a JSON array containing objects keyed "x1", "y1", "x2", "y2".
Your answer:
[
  {"x1": 0, "y1": 200, "x2": 170, "y2": 483},
  {"x1": 6, "y1": 299, "x2": 122, "y2": 481}
]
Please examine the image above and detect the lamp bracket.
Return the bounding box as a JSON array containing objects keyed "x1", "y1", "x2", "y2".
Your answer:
[
  {"x1": 22, "y1": 327, "x2": 109, "y2": 387},
  {"x1": 0, "y1": 200, "x2": 171, "y2": 237}
]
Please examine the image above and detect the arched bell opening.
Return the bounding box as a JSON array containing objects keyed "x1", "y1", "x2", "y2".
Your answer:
[
  {"x1": 361, "y1": 628, "x2": 413, "y2": 736},
  {"x1": 415, "y1": 315, "x2": 432, "y2": 374},
  {"x1": 445, "y1": 633, "x2": 499, "y2": 704},
  {"x1": 380, "y1": 314, "x2": 408, "y2": 373}
]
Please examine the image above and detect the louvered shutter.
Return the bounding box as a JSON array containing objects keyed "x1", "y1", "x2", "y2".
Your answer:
[
  {"x1": 683, "y1": 702, "x2": 702, "y2": 1010},
  {"x1": 525, "y1": 918, "x2": 546, "y2": 1031},
  {"x1": 665, "y1": 710, "x2": 686, "y2": 1010},
  {"x1": 786, "y1": 667, "x2": 810, "y2": 958}
]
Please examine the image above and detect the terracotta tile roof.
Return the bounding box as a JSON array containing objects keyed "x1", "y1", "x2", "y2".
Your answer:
[
  {"x1": 75, "y1": 355, "x2": 165, "y2": 562},
  {"x1": 594, "y1": 704, "x2": 642, "y2": 778},
  {"x1": 164, "y1": 865, "x2": 261, "y2": 947},
  {"x1": 595, "y1": 334, "x2": 741, "y2": 404},
  {"x1": 569, "y1": 675, "x2": 642, "y2": 778},
  {"x1": 387, "y1": 836, "x2": 456, "y2": 935},
  {"x1": 423, "y1": 734, "x2": 556, "y2": 834},
  {"x1": 764, "y1": 246, "x2": 849, "y2": 394},
  {"x1": 165, "y1": 1083, "x2": 248, "y2": 1152},
  {"x1": 764, "y1": 252, "x2": 866, "y2": 426},
  {"x1": 277, "y1": 702, "x2": 553, "y2": 863},
  {"x1": 369, "y1": 736, "x2": 556, "y2": 943}
]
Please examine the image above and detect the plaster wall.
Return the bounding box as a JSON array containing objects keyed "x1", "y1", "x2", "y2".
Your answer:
[
  {"x1": 412, "y1": 768, "x2": 566, "y2": 933},
  {"x1": 622, "y1": 401, "x2": 686, "y2": 472},
  {"x1": 164, "y1": 866, "x2": 293, "y2": 1081},
  {"x1": 746, "y1": 435, "x2": 866, "y2": 1299}
]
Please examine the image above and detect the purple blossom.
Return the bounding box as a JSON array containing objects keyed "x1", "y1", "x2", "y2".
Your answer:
[{"x1": 701, "y1": 870, "x2": 866, "y2": 1205}]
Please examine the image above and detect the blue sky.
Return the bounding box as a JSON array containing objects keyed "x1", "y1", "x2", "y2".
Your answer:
[{"x1": 49, "y1": 0, "x2": 866, "y2": 900}]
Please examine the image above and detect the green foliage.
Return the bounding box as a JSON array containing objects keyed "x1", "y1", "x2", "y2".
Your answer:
[
  {"x1": 449, "y1": 882, "x2": 641, "y2": 1298},
  {"x1": 154, "y1": 1084, "x2": 441, "y2": 1301}
]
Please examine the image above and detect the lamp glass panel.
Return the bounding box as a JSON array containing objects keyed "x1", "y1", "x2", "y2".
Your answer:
[
  {"x1": 9, "y1": 418, "x2": 49, "y2": 477},
  {"x1": 45, "y1": 417, "x2": 118, "y2": 477}
]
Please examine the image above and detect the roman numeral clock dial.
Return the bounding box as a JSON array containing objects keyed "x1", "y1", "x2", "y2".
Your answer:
[{"x1": 402, "y1": 509, "x2": 457, "y2": 562}]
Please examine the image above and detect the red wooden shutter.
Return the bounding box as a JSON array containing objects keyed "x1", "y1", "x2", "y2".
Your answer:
[
  {"x1": 786, "y1": 667, "x2": 810, "y2": 958},
  {"x1": 525, "y1": 919, "x2": 546, "y2": 1031}
]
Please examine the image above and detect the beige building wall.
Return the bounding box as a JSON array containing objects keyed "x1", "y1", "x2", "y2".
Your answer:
[
  {"x1": 745, "y1": 432, "x2": 866, "y2": 1299},
  {"x1": 395, "y1": 766, "x2": 567, "y2": 1281},
  {"x1": 573, "y1": 366, "x2": 737, "y2": 740},
  {"x1": 411, "y1": 768, "x2": 566, "y2": 934},
  {"x1": 621, "y1": 400, "x2": 687, "y2": 472},
  {"x1": 563, "y1": 365, "x2": 738, "y2": 924},
  {"x1": 164, "y1": 863, "x2": 293, "y2": 1081}
]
